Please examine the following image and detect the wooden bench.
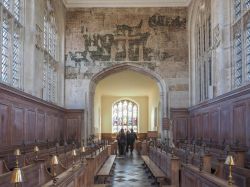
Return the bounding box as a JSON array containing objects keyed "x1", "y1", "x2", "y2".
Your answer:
[
  {"x1": 141, "y1": 155, "x2": 168, "y2": 185},
  {"x1": 96, "y1": 155, "x2": 116, "y2": 184}
]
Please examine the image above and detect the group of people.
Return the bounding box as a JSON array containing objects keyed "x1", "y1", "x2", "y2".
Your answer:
[{"x1": 116, "y1": 128, "x2": 137, "y2": 156}]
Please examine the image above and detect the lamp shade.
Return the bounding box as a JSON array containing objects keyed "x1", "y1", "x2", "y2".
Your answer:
[
  {"x1": 225, "y1": 155, "x2": 235, "y2": 166},
  {"x1": 72, "y1": 149, "x2": 77, "y2": 156},
  {"x1": 51, "y1": 155, "x2": 59, "y2": 165},
  {"x1": 14, "y1": 149, "x2": 21, "y2": 156},
  {"x1": 34, "y1": 146, "x2": 39, "y2": 152},
  {"x1": 80, "y1": 146, "x2": 85, "y2": 153},
  {"x1": 11, "y1": 168, "x2": 24, "y2": 183}
]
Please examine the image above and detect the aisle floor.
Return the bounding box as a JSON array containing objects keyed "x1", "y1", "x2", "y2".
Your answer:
[{"x1": 111, "y1": 152, "x2": 158, "y2": 187}]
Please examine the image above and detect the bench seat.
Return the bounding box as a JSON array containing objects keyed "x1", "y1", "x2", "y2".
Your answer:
[
  {"x1": 141, "y1": 155, "x2": 168, "y2": 185},
  {"x1": 96, "y1": 155, "x2": 116, "y2": 184}
]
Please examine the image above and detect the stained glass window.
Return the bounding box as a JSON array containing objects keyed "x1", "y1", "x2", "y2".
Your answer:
[
  {"x1": 112, "y1": 100, "x2": 138, "y2": 133},
  {"x1": 234, "y1": 32, "x2": 242, "y2": 87}
]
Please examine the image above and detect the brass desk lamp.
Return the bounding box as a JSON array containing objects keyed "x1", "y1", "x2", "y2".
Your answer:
[
  {"x1": 11, "y1": 149, "x2": 24, "y2": 187},
  {"x1": 225, "y1": 155, "x2": 235, "y2": 185}
]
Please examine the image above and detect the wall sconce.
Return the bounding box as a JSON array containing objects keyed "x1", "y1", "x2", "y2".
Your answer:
[
  {"x1": 72, "y1": 149, "x2": 77, "y2": 170},
  {"x1": 225, "y1": 155, "x2": 235, "y2": 185},
  {"x1": 51, "y1": 155, "x2": 59, "y2": 186},
  {"x1": 11, "y1": 149, "x2": 24, "y2": 187},
  {"x1": 34, "y1": 145, "x2": 39, "y2": 161}
]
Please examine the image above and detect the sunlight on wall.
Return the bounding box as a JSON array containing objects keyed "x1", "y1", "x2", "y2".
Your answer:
[{"x1": 94, "y1": 70, "x2": 160, "y2": 134}]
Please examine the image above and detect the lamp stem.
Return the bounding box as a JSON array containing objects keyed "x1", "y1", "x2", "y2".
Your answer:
[{"x1": 229, "y1": 165, "x2": 233, "y2": 185}]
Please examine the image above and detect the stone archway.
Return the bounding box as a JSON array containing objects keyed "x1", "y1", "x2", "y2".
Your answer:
[{"x1": 86, "y1": 63, "x2": 168, "y2": 141}]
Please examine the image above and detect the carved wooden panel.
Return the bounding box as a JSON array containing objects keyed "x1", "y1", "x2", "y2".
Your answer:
[
  {"x1": 220, "y1": 106, "x2": 231, "y2": 145},
  {"x1": 202, "y1": 113, "x2": 209, "y2": 141},
  {"x1": 36, "y1": 112, "x2": 45, "y2": 142},
  {"x1": 190, "y1": 116, "x2": 195, "y2": 140},
  {"x1": 66, "y1": 118, "x2": 81, "y2": 142},
  {"x1": 175, "y1": 117, "x2": 188, "y2": 140},
  {"x1": 233, "y1": 104, "x2": 246, "y2": 145},
  {"x1": 210, "y1": 110, "x2": 219, "y2": 143},
  {"x1": 0, "y1": 104, "x2": 9, "y2": 146},
  {"x1": 45, "y1": 114, "x2": 54, "y2": 141},
  {"x1": 25, "y1": 110, "x2": 36, "y2": 143},
  {"x1": 12, "y1": 107, "x2": 24, "y2": 144},
  {"x1": 195, "y1": 115, "x2": 202, "y2": 139}
]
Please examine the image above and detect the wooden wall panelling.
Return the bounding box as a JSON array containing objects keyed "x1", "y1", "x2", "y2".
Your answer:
[
  {"x1": 0, "y1": 83, "x2": 85, "y2": 158},
  {"x1": 210, "y1": 109, "x2": 219, "y2": 144},
  {"x1": 36, "y1": 111, "x2": 45, "y2": 142},
  {"x1": 170, "y1": 108, "x2": 189, "y2": 142},
  {"x1": 45, "y1": 114, "x2": 54, "y2": 142},
  {"x1": 0, "y1": 102, "x2": 9, "y2": 146},
  {"x1": 25, "y1": 110, "x2": 36, "y2": 143},
  {"x1": 195, "y1": 115, "x2": 202, "y2": 140},
  {"x1": 189, "y1": 84, "x2": 250, "y2": 150},
  {"x1": 219, "y1": 105, "x2": 232, "y2": 145},
  {"x1": 202, "y1": 112, "x2": 209, "y2": 141},
  {"x1": 11, "y1": 106, "x2": 24, "y2": 145},
  {"x1": 233, "y1": 103, "x2": 247, "y2": 146},
  {"x1": 247, "y1": 100, "x2": 250, "y2": 147}
]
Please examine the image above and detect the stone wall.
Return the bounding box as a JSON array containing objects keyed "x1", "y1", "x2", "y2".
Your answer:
[
  {"x1": 65, "y1": 7, "x2": 189, "y2": 109},
  {"x1": 23, "y1": 0, "x2": 65, "y2": 107}
]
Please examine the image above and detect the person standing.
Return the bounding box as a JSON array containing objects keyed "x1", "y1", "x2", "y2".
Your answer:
[
  {"x1": 117, "y1": 128, "x2": 127, "y2": 156},
  {"x1": 127, "y1": 128, "x2": 137, "y2": 154}
]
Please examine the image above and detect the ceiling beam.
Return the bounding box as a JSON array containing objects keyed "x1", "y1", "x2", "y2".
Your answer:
[{"x1": 63, "y1": 0, "x2": 192, "y2": 8}]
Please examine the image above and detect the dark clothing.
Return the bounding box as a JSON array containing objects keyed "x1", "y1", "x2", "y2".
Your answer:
[
  {"x1": 117, "y1": 132, "x2": 127, "y2": 155},
  {"x1": 127, "y1": 132, "x2": 137, "y2": 153}
]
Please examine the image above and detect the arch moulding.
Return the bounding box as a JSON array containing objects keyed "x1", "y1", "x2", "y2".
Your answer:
[{"x1": 86, "y1": 63, "x2": 168, "y2": 140}]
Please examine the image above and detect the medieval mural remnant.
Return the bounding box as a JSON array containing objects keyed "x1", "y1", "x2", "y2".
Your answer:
[
  {"x1": 148, "y1": 14, "x2": 186, "y2": 29},
  {"x1": 65, "y1": 8, "x2": 187, "y2": 79}
]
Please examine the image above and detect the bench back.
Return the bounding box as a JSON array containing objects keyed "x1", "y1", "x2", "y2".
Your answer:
[{"x1": 149, "y1": 146, "x2": 180, "y2": 186}]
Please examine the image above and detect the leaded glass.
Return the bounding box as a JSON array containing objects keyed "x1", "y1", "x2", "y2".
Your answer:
[
  {"x1": 112, "y1": 100, "x2": 138, "y2": 133},
  {"x1": 3, "y1": 0, "x2": 10, "y2": 10},
  {"x1": 246, "y1": 22, "x2": 250, "y2": 80},
  {"x1": 2, "y1": 19, "x2": 10, "y2": 83},
  {"x1": 234, "y1": 32, "x2": 242, "y2": 86},
  {"x1": 47, "y1": 64, "x2": 52, "y2": 101},
  {"x1": 13, "y1": 32, "x2": 20, "y2": 87},
  {"x1": 14, "y1": 0, "x2": 21, "y2": 21},
  {"x1": 234, "y1": 0, "x2": 241, "y2": 20},
  {"x1": 44, "y1": 17, "x2": 48, "y2": 49},
  {"x1": 246, "y1": 0, "x2": 250, "y2": 9}
]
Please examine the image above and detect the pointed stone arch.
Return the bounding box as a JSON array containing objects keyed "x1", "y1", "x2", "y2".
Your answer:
[{"x1": 85, "y1": 63, "x2": 168, "y2": 140}]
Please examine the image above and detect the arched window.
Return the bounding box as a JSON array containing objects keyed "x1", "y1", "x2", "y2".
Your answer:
[
  {"x1": 232, "y1": 0, "x2": 250, "y2": 87},
  {"x1": 1, "y1": 0, "x2": 24, "y2": 88},
  {"x1": 112, "y1": 100, "x2": 138, "y2": 133},
  {"x1": 42, "y1": 0, "x2": 58, "y2": 103}
]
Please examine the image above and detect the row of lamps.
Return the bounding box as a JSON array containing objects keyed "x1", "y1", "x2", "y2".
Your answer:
[{"x1": 11, "y1": 143, "x2": 87, "y2": 186}]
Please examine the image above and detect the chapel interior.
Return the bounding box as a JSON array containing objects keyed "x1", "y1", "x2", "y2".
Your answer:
[{"x1": 0, "y1": 0, "x2": 250, "y2": 187}]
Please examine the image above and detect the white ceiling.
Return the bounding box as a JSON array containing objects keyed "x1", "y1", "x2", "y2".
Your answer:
[
  {"x1": 63, "y1": 0, "x2": 192, "y2": 8},
  {"x1": 95, "y1": 70, "x2": 159, "y2": 97}
]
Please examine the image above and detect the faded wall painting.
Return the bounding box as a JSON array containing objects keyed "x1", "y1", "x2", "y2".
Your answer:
[{"x1": 65, "y1": 8, "x2": 187, "y2": 79}]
